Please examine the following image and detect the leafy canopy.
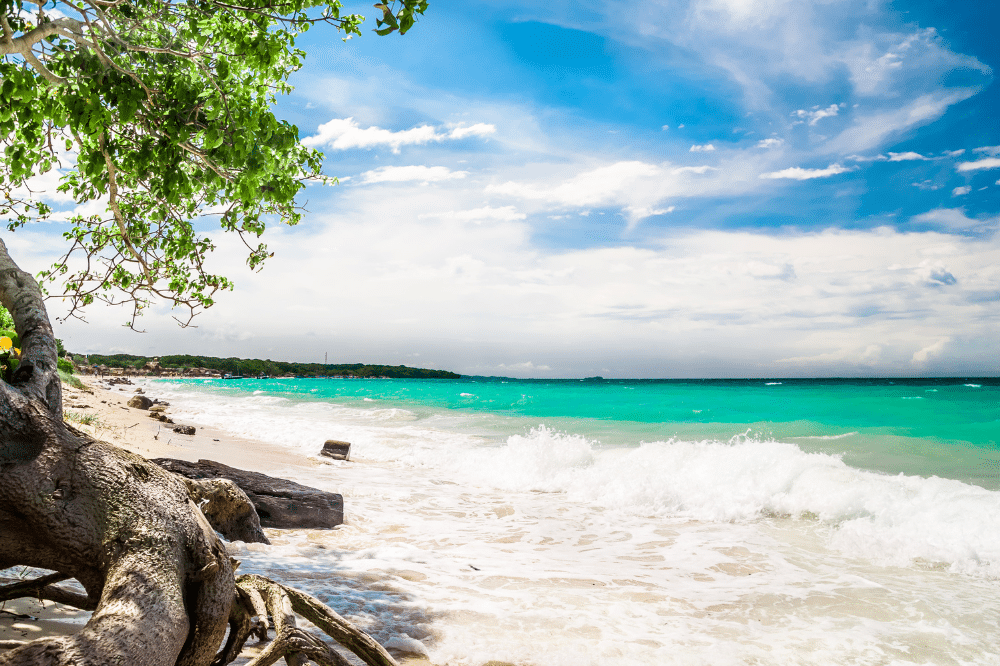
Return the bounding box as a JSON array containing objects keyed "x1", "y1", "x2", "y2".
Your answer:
[{"x1": 0, "y1": 0, "x2": 427, "y2": 326}]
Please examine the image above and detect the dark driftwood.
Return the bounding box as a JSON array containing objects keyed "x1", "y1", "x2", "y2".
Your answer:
[
  {"x1": 320, "y1": 440, "x2": 351, "y2": 461},
  {"x1": 151, "y1": 459, "x2": 344, "y2": 529}
]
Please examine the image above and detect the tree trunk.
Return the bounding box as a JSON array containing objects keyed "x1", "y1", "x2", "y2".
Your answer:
[
  {"x1": 0, "y1": 238, "x2": 232, "y2": 666},
  {"x1": 0, "y1": 239, "x2": 401, "y2": 666}
]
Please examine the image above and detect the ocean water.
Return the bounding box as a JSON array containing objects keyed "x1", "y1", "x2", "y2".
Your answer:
[{"x1": 149, "y1": 377, "x2": 1000, "y2": 665}]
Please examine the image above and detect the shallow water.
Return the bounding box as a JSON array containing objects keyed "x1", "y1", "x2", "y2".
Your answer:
[{"x1": 153, "y1": 377, "x2": 1000, "y2": 665}]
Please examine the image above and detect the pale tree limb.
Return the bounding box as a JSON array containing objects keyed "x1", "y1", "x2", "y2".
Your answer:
[
  {"x1": 0, "y1": 573, "x2": 96, "y2": 610},
  {"x1": 231, "y1": 575, "x2": 400, "y2": 666}
]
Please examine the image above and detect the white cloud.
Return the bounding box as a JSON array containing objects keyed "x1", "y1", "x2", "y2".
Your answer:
[
  {"x1": 671, "y1": 166, "x2": 717, "y2": 175},
  {"x1": 942, "y1": 149, "x2": 966, "y2": 157},
  {"x1": 952, "y1": 186, "x2": 971, "y2": 197},
  {"x1": 486, "y1": 161, "x2": 664, "y2": 208},
  {"x1": 956, "y1": 157, "x2": 1000, "y2": 172},
  {"x1": 974, "y1": 145, "x2": 1000, "y2": 156},
  {"x1": 912, "y1": 338, "x2": 949, "y2": 364},
  {"x1": 846, "y1": 154, "x2": 888, "y2": 162},
  {"x1": 447, "y1": 123, "x2": 496, "y2": 140},
  {"x1": 822, "y1": 89, "x2": 977, "y2": 155},
  {"x1": 301, "y1": 118, "x2": 495, "y2": 154},
  {"x1": 888, "y1": 151, "x2": 929, "y2": 162},
  {"x1": 911, "y1": 180, "x2": 940, "y2": 191},
  {"x1": 689, "y1": 144, "x2": 716, "y2": 152},
  {"x1": 45, "y1": 191, "x2": 1000, "y2": 377},
  {"x1": 361, "y1": 165, "x2": 468, "y2": 184},
  {"x1": 497, "y1": 361, "x2": 552, "y2": 373},
  {"x1": 756, "y1": 138, "x2": 783, "y2": 149},
  {"x1": 910, "y1": 208, "x2": 997, "y2": 231},
  {"x1": 625, "y1": 205, "x2": 675, "y2": 220},
  {"x1": 419, "y1": 206, "x2": 527, "y2": 223},
  {"x1": 760, "y1": 164, "x2": 854, "y2": 180},
  {"x1": 793, "y1": 104, "x2": 841, "y2": 126}
]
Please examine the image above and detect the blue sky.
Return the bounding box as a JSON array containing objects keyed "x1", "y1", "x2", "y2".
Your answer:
[{"x1": 25, "y1": 0, "x2": 1000, "y2": 376}]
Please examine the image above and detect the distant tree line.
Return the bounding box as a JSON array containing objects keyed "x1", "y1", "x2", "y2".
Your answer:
[{"x1": 75, "y1": 353, "x2": 460, "y2": 379}]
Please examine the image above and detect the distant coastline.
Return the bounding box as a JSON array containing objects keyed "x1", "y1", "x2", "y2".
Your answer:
[{"x1": 72, "y1": 352, "x2": 461, "y2": 379}]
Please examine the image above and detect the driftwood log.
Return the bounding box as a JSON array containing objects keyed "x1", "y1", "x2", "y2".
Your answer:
[
  {"x1": 0, "y1": 239, "x2": 398, "y2": 666},
  {"x1": 152, "y1": 459, "x2": 344, "y2": 529}
]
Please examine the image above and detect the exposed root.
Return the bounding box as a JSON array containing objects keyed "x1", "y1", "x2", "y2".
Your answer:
[
  {"x1": 218, "y1": 574, "x2": 400, "y2": 666},
  {"x1": 0, "y1": 574, "x2": 95, "y2": 611}
]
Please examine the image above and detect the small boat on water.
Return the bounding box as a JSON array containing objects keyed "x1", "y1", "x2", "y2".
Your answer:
[{"x1": 222, "y1": 373, "x2": 244, "y2": 379}]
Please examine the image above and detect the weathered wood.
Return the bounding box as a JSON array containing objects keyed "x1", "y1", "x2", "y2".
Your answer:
[
  {"x1": 0, "y1": 574, "x2": 95, "y2": 611},
  {"x1": 320, "y1": 440, "x2": 351, "y2": 461},
  {"x1": 152, "y1": 459, "x2": 344, "y2": 529},
  {"x1": 0, "y1": 241, "x2": 394, "y2": 666},
  {"x1": 0, "y1": 241, "x2": 233, "y2": 666},
  {"x1": 235, "y1": 575, "x2": 389, "y2": 666},
  {"x1": 180, "y1": 478, "x2": 270, "y2": 544}
]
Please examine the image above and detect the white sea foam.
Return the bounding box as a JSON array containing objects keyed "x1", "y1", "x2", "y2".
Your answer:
[{"x1": 151, "y1": 381, "x2": 1000, "y2": 665}]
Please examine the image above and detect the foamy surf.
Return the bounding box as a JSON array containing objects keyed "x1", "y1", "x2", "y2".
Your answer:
[{"x1": 149, "y1": 378, "x2": 1000, "y2": 665}]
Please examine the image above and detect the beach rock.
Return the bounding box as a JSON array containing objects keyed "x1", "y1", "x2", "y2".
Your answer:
[
  {"x1": 151, "y1": 458, "x2": 344, "y2": 529},
  {"x1": 127, "y1": 395, "x2": 153, "y2": 409},
  {"x1": 320, "y1": 439, "x2": 351, "y2": 461},
  {"x1": 172, "y1": 425, "x2": 196, "y2": 435},
  {"x1": 149, "y1": 404, "x2": 167, "y2": 413}
]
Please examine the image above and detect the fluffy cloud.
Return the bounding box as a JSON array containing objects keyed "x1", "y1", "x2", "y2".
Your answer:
[
  {"x1": 419, "y1": 206, "x2": 527, "y2": 223},
  {"x1": 360, "y1": 166, "x2": 469, "y2": 184},
  {"x1": 486, "y1": 161, "x2": 664, "y2": 208},
  {"x1": 302, "y1": 118, "x2": 496, "y2": 153},
  {"x1": 912, "y1": 338, "x2": 950, "y2": 364},
  {"x1": 760, "y1": 164, "x2": 854, "y2": 180},
  {"x1": 956, "y1": 157, "x2": 1000, "y2": 172},
  {"x1": 689, "y1": 144, "x2": 716, "y2": 152},
  {"x1": 910, "y1": 208, "x2": 996, "y2": 231},
  {"x1": 888, "y1": 152, "x2": 929, "y2": 161},
  {"x1": 952, "y1": 186, "x2": 971, "y2": 197},
  {"x1": 793, "y1": 104, "x2": 841, "y2": 126}
]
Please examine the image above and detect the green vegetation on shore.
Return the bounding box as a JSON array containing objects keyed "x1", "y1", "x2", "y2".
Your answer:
[{"x1": 79, "y1": 353, "x2": 460, "y2": 379}]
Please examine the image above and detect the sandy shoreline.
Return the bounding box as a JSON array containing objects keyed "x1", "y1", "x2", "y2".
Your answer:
[{"x1": 1, "y1": 376, "x2": 452, "y2": 666}]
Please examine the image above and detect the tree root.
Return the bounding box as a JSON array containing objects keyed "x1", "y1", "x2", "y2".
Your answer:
[
  {"x1": 0, "y1": 574, "x2": 95, "y2": 611},
  {"x1": 215, "y1": 574, "x2": 400, "y2": 666}
]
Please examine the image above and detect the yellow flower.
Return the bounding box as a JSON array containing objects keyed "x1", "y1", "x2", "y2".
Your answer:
[{"x1": 0, "y1": 337, "x2": 11, "y2": 352}]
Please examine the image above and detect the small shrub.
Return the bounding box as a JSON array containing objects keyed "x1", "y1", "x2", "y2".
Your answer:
[{"x1": 58, "y1": 357, "x2": 75, "y2": 374}]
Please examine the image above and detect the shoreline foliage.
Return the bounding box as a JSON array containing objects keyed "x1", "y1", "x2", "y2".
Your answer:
[{"x1": 80, "y1": 352, "x2": 460, "y2": 378}]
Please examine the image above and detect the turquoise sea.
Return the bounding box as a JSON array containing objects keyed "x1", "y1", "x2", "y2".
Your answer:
[
  {"x1": 169, "y1": 375, "x2": 1000, "y2": 484},
  {"x1": 150, "y1": 375, "x2": 1000, "y2": 666}
]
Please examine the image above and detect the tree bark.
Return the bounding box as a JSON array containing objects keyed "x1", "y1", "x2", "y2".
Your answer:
[
  {"x1": 0, "y1": 238, "x2": 232, "y2": 666},
  {"x1": 0, "y1": 239, "x2": 400, "y2": 666}
]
